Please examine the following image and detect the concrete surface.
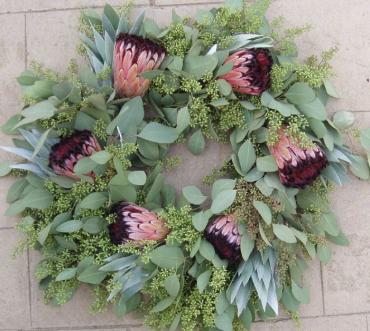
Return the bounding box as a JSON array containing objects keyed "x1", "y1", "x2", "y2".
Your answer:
[{"x1": 0, "y1": 0, "x2": 369, "y2": 330}]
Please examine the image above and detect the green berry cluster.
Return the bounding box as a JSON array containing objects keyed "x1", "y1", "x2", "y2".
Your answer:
[
  {"x1": 106, "y1": 143, "x2": 138, "y2": 170},
  {"x1": 161, "y1": 205, "x2": 200, "y2": 252},
  {"x1": 163, "y1": 23, "x2": 191, "y2": 57},
  {"x1": 188, "y1": 97, "x2": 211, "y2": 133}
]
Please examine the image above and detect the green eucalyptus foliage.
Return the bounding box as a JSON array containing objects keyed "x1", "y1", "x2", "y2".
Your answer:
[{"x1": 0, "y1": 1, "x2": 369, "y2": 331}]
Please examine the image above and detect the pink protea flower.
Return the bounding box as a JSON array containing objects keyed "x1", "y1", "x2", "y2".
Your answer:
[
  {"x1": 109, "y1": 203, "x2": 170, "y2": 245},
  {"x1": 113, "y1": 33, "x2": 166, "y2": 98},
  {"x1": 49, "y1": 130, "x2": 101, "y2": 178},
  {"x1": 220, "y1": 48, "x2": 272, "y2": 95},
  {"x1": 269, "y1": 130, "x2": 327, "y2": 188},
  {"x1": 205, "y1": 214, "x2": 241, "y2": 263}
]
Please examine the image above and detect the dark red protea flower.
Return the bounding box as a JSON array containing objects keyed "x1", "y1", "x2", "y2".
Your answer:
[
  {"x1": 113, "y1": 33, "x2": 166, "y2": 98},
  {"x1": 220, "y1": 48, "x2": 272, "y2": 95},
  {"x1": 109, "y1": 203, "x2": 170, "y2": 245},
  {"x1": 49, "y1": 130, "x2": 101, "y2": 178},
  {"x1": 269, "y1": 130, "x2": 327, "y2": 188},
  {"x1": 205, "y1": 214, "x2": 241, "y2": 263}
]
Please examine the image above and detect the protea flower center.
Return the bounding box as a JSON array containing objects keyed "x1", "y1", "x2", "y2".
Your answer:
[
  {"x1": 220, "y1": 48, "x2": 272, "y2": 95},
  {"x1": 49, "y1": 130, "x2": 101, "y2": 178},
  {"x1": 269, "y1": 130, "x2": 327, "y2": 188},
  {"x1": 205, "y1": 214, "x2": 241, "y2": 263},
  {"x1": 113, "y1": 33, "x2": 166, "y2": 98},
  {"x1": 109, "y1": 203, "x2": 170, "y2": 245}
]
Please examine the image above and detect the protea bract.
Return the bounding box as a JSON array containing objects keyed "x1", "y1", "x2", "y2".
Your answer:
[
  {"x1": 205, "y1": 214, "x2": 241, "y2": 263},
  {"x1": 220, "y1": 48, "x2": 272, "y2": 95},
  {"x1": 269, "y1": 130, "x2": 327, "y2": 188},
  {"x1": 109, "y1": 203, "x2": 169, "y2": 245},
  {"x1": 113, "y1": 33, "x2": 166, "y2": 98},
  {"x1": 49, "y1": 130, "x2": 101, "y2": 178}
]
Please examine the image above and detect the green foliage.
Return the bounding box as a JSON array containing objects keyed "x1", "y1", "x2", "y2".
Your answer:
[
  {"x1": 106, "y1": 143, "x2": 138, "y2": 170},
  {"x1": 266, "y1": 111, "x2": 312, "y2": 148},
  {"x1": 152, "y1": 74, "x2": 178, "y2": 95},
  {"x1": 296, "y1": 47, "x2": 338, "y2": 88},
  {"x1": 218, "y1": 101, "x2": 246, "y2": 133},
  {"x1": 197, "y1": 1, "x2": 270, "y2": 48},
  {"x1": 90, "y1": 285, "x2": 110, "y2": 313},
  {"x1": 93, "y1": 118, "x2": 108, "y2": 141},
  {"x1": 271, "y1": 18, "x2": 311, "y2": 56},
  {"x1": 230, "y1": 179, "x2": 281, "y2": 250},
  {"x1": 188, "y1": 97, "x2": 211, "y2": 134},
  {"x1": 1, "y1": 2, "x2": 366, "y2": 330},
  {"x1": 161, "y1": 205, "x2": 200, "y2": 251},
  {"x1": 143, "y1": 266, "x2": 230, "y2": 331},
  {"x1": 163, "y1": 23, "x2": 191, "y2": 57},
  {"x1": 270, "y1": 63, "x2": 294, "y2": 93}
]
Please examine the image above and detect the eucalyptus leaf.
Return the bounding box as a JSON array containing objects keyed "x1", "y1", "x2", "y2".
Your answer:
[
  {"x1": 350, "y1": 155, "x2": 370, "y2": 179},
  {"x1": 217, "y1": 79, "x2": 233, "y2": 96},
  {"x1": 183, "y1": 55, "x2": 218, "y2": 79},
  {"x1": 150, "y1": 246, "x2": 185, "y2": 269},
  {"x1": 211, "y1": 179, "x2": 236, "y2": 199},
  {"x1": 82, "y1": 217, "x2": 105, "y2": 234},
  {"x1": 192, "y1": 211, "x2": 210, "y2": 232},
  {"x1": 256, "y1": 156, "x2": 278, "y2": 172},
  {"x1": 240, "y1": 235, "x2": 255, "y2": 261},
  {"x1": 176, "y1": 107, "x2": 190, "y2": 133},
  {"x1": 150, "y1": 297, "x2": 175, "y2": 313},
  {"x1": 77, "y1": 264, "x2": 107, "y2": 284},
  {"x1": 138, "y1": 122, "x2": 178, "y2": 144},
  {"x1": 253, "y1": 200, "x2": 272, "y2": 225},
  {"x1": 324, "y1": 80, "x2": 339, "y2": 98},
  {"x1": 215, "y1": 313, "x2": 233, "y2": 331},
  {"x1": 199, "y1": 240, "x2": 216, "y2": 261},
  {"x1": 317, "y1": 244, "x2": 332, "y2": 263},
  {"x1": 360, "y1": 128, "x2": 370, "y2": 150},
  {"x1": 291, "y1": 281, "x2": 310, "y2": 304},
  {"x1": 211, "y1": 189, "x2": 236, "y2": 214},
  {"x1": 182, "y1": 186, "x2": 207, "y2": 205},
  {"x1": 298, "y1": 98, "x2": 326, "y2": 120},
  {"x1": 80, "y1": 192, "x2": 108, "y2": 210},
  {"x1": 38, "y1": 223, "x2": 52, "y2": 245},
  {"x1": 90, "y1": 150, "x2": 112, "y2": 164},
  {"x1": 56, "y1": 220, "x2": 83, "y2": 233},
  {"x1": 272, "y1": 224, "x2": 297, "y2": 243},
  {"x1": 187, "y1": 130, "x2": 205, "y2": 155},
  {"x1": 197, "y1": 270, "x2": 212, "y2": 293},
  {"x1": 333, "y1": 111, "x2": 355, "y2": 130},
  {"x1": 261, "y1": 92, "x2": 299, "y2": 116},
  {"x1": 286, "y1": 83, "x2": 315, "y2": 105},
  {"x1": 128, "y1": 171, "x2": 147, "y2": 186},
  {"x1": 56, "y1": 268, "x2": 77, "y2": 281},
  {"x1": 164, "y1": 275, "x2": 180, "y2": 297},
  {"x1": 238, "y1": 140, "x2": 256, "y2": 174},
  {"x1": 22, "y1": 189, "x2": 53, "y2": 209}
]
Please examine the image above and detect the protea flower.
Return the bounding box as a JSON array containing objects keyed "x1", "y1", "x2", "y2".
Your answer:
[
  {"x1": 113, "y1": 33, "x2": 166, "y2": 98},
  {"x1": 220, "y1": 48, "x2": 272, "y2": 95},
  {"x1": 205, "y1": 214, "x2": 241, "y2": 263},
  {"x1": 109, "y1": 203, "x2": 169, "y2": 245},
  {"x1": 49, "y1": 130, "x2": 101, "y2": 178},
  {"x1": 269, "y1": 130, "x2": 327, "y2": 188}
]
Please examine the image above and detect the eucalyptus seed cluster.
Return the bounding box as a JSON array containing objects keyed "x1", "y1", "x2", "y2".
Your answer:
[
  {"x1": 161, "y1": 205, "x2": 200, "y2": 251},
  {"x1": 106, "y1": 143, "x2": 138, "y2": 170},
  {"x1": 163, "y1": 23, "x2": 191, "y2": 57}
]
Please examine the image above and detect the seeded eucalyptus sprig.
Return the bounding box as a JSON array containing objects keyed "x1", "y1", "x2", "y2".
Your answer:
[{"x1": 1, "y1": 1, "x2": 370, "y2": 331}]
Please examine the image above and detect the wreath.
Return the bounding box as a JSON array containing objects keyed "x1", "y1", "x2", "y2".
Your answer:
[{"x1": 1, "y1": 1, "x2": 370, "y2": 330}]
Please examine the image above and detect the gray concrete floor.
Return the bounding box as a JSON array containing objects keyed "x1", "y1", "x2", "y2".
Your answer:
[{"x1": 0, "y1": 0, "x2": 370, "y2": 330}]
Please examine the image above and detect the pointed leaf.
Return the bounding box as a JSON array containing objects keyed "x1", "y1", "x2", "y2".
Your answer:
[
  {"x1": 253, "y1": 200, "x2": 272, "y2": 225},
  {"x1": 273, "y1": 224, "x2": 297, "y2": 243}
]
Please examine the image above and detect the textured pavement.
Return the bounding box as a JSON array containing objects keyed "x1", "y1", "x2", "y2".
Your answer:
[{"x1": 0, "y1": 0, "x2": 370, "y2": 330}]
